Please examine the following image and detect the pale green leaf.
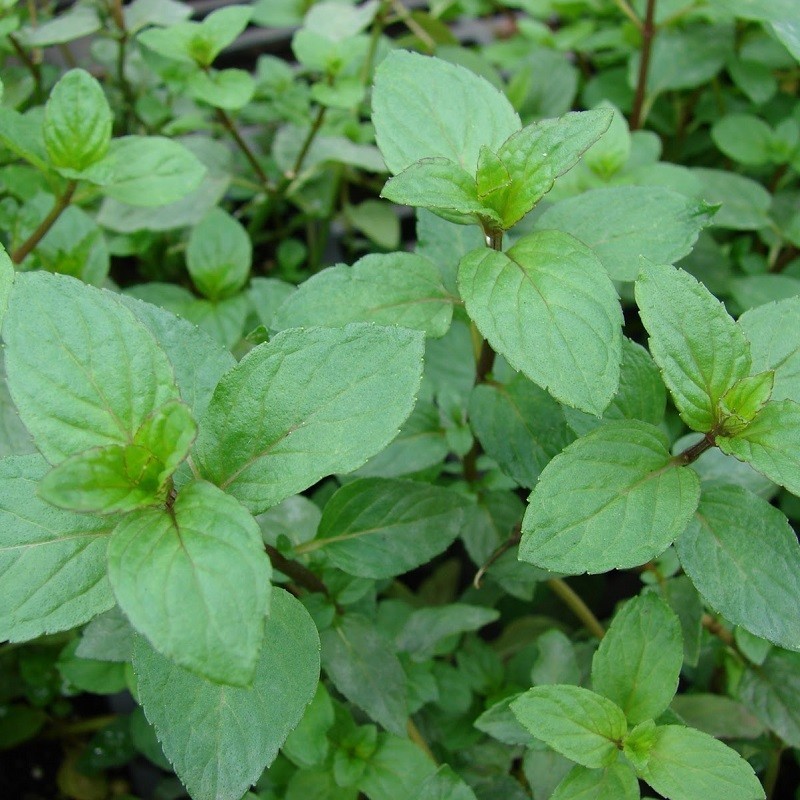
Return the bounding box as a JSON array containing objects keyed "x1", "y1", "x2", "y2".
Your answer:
[
  {"x1": 592, "y1": 593, "x2": 683, "y2": 724},
  {"x1": 551, "y1": 763, "x2": 640, "y2": 800},
  {"x1": 711, "y1": 114, "x2": 774, "y2": 166},
  {"x1": 458, "y1": 230, "x2": 622, "y2": 415},
  {"x1": 195, "y1": 324, "x2": 424, "y2": 514},
  {"x1": 0, "y1": 246, "x2": 13, "y2": 329},
  {"x1": 0, "y1": 454, "x2": 114, "y2": 642},
  {"x1": 359, "y1": 733, "x2": 437, "y2": 800},
  {"x1": 108, "y1": 480, "x2": 271, "y2": 686},
  {"x1": 635, "y1": 262, "x2": 751, "y2": 432},
  {"x1": 188, "y1": 68, "x2": 255, "y2": 110},
  {"x1": 511, "y1": 685, "x2": 627, "y2": 768},
  {"x1": 670, "y1": 695, "x2": 764, "y2": 740},
  {"x1": 134, "y1": 589, "x2": 320, "y2": 800},
  {"x1": 519, "y1": 420, "x2": 700, "y2": 574},
  {"x1": 19, "y1": 6, "x2": 100, "y2": 46},
  {"x1": 691, "y1": 168, "x2": 772, "y2": 230},
  {"x1": 676, "y1": 484, "x2": 800, "y2": 651}
]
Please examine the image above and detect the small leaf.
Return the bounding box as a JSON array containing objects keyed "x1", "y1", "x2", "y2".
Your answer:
[
  {"x1": 187, "y1": 208, "x2": 251, "y2": 300},
  {"x1": 187, "y1": 68, "x2": 255, "y2": 110},
  {"x1": 134, "y1": 589, "x2": 320, "y2": 800},
  {"x1": 592, "y1": 593, "x2": 683, "y2": 724},
  {"x1": 396, "y1": 604, "x2": 499, "y2": 661},
  {"x1": 511, "y1": 685, "x2": 627, "y2": 768},
  {"x1": 635, "y1": 725, "x2": 765, "y2": 800},
  {"x1": 519, "y1": 420, "x2": 700, "y2": 574},
  {"x1": 718, "y1": 371, "x2": 774, "y2": 434},
  {"x1": 676, "y1": 484, "x2": 800, "y2": 651},
  {"x1": 476, "y1": 145, "x2": 511, "y2": 198},
  {"x1": 623, "y1": 719, "x2": 658, "y2": 771},
  {"x1": 458, "y1": 230, "x2": 622, "y2": 414},
  {"x1": 635, "y1": 262, "x2": 751, "y2": 432},
  {"x1": 551, "y1": 763, "x2": 639, "y2": 800},
  {"x1": 108, "y1": 480, "x2": 271, "y2": 686}
]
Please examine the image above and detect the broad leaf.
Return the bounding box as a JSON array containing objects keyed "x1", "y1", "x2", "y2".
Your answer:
[
  {"x1": 320, "y1": 614, "x2": 408, "y2": 737},
  {"x1": 458, "y1": 230, "x2": 622, "y2": 415},
  {"x1": 311, "y1": 478, "x2": 469, "y2": 578},
  {"x1": 0, "y1": 454, "x2": 114, "y2": 642},
  {"x1": 359, "y1": 733, "x2": 438, "y2": 800},
  {"x1": 635, "y1": 262, "x2": 751, "y2": 432},
  {"x1": 676, "y1": 485, "x2": 800, "y2": 651},
  {"x1": 511, "y1": 685, "x2": 627, "y2": 768},
  {"x1": 108, "y1": 480, "x2": 271, "y2": 686},
  {"x1": 670, "y1": 694, "x2": 764, "y2": 741},
  {"x1": 592, "y1": 593, "x2": 683, "y2": 723},
  {"x1": 0, "y1": 246, "x2": 12, "y2": 328},
  {"x1": 3, "y1": 272, "x2": 178, "y2": 462},
  {"x1": 635, "y1": 725, "x2": 765, "y2": 800},
  {"x1": 134, "y1": 589, "x2": 319, "y2": 800},
  {"x1": 188, "y1": 68, "x2": 255, "y2": 110},
  {"x1": 551, "y1": 763, "x2": 639, "y2": 800},
  {"x1": 519, "y1": 420, "x2": 700, "y2": 574},
  {"x1": 272, "y1": 252, "x2": 453, "y2": 338},
  {"x1": 372, "y1": 50, "x2": 520, "y2": 175},
  {"x1": 195, "y1": 324, "x2": 424, "y2": 513}
]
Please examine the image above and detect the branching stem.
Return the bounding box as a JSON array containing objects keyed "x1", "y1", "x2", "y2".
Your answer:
[
  {"x1": 546, "y1": 578, "x2": 606, "y2": 639},
  {"x1": 11, "y1": 181, "x2": 77, "y2": 264},
  {"x1": 215, "y1": 108, "x2": 270, "y2": 188},
  {"x1": 630, "y1": 0, "x2": 657, "y2": 130}
]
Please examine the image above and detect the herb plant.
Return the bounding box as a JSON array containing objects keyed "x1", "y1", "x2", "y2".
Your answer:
[{"x1": 0, "y1": 2, "x2": 799, "y2": 800}]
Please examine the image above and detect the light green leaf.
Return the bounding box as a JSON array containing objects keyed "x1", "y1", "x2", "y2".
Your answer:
[
  {"x1": 711, "y1": 114, "x2": 774, "y2": 166},
  {"x1": 0, "y1": 246, "x2": 12, "y2": 328},
  {"x1": 635, "y1": 262, "x2": 751, "y2": 432},
  {"x1": 76, "y1": 607, "x2": 135, "y2": 663},
  {"x1": 272, "y1": 252, "x2": 453, "y2": 338},
  {"x1": 311, "y1": 478, "x2": 469, "y2": 578},
  {"x1": 19, "y1": 5, "x2": 100, "y2": 46},
  {"x1": 592, "y1": 593, "x2": 683, "y2": 724},
  {"x1": 0, "y1": 357, "x2": 35, "y2": 459},
  {"x1": 691, "y1": 168, "x2": 772, "y2": 230},
  {"x1": 0, "y1": 107, "x2": 48, "y2": 172},
  {"x1": 3, "y1": 272, "x2": 179, "y2": 463},
  {"x1": 458, "y1": 230, "x2": 622, "y2": 415},
  {"x1": 519, "y1": 420, "x2": 700, "y2": 574},
  {"x1": 718, "y1": 400, "x2": 800, "y2": 496},
  {"x1": 188, "y1": 68, "x2": 255, "y2": 110},
  {"x1": 536, "y1": 186, "x2": 714, "y2": 282},
  {"x1": 635, "y1": 725, "x2": 765, "y2": 800},
  {"x1": 418, "y1": 765, "x2": 478, "y2": 800},
  {"x1": 476, "y1": 145, "x2": 511, "y2": 198},
  {"x1": 676, "y1": 484, "x2": 800, "y2": 651},
  {"x1": 282, "y1": 683, "x2": 334, "y2": 768},
  {"x1": 670, "y1": 695, "x2": 764, "y2": 741},
  {"x1": 124, "y1": 0, "x2": 192, "y2": 33},
  {"x1": 718, "y1": 371, "x2": 774, "y2": 434},
  {"x1": 303, "y1": 0, "x2": 379, "y2": 41},
  {"x1": 43, "y1": 69, "x2": 111, "y2": 173},
  {"x1": 133, "y1": 399, "x2": 197, "y2": 477},
  {"x1": 469, "y1": 374, "x2": 573, "y2": 488},
  {"x1": 108, "y1": 480, "x2": 271, "y2": 686},
  {"x1": 195, "y1": 324, "x2": 424, "y2": 514},
  {"x1": 187, "y1": 208, "x2": 251, "y2": 300},
  {"x1": 0, "y1": 454, "x2": 114, "y2": 642},
  {"x1": 551, "y1": 763, "x2": 640, "y2": 800},
  {"x1": 359, "y1": 733, "x2": 437, "y2": 800},
  {"x1": 344, "y1": 200, "x2": 400, "y2": 250},
  {"x1": 320, "y1": 614, "x2": 408, "y2": 737},
  {"x1": 134, "y1": 589, "x2": 320, "y2": 800},
  {"x1": 372, "y1": 50, "x2": 520, "y2": 175},
  {"x1": 511, "y1": 685, "x2": 627, "y2": 768},
  {"x1": 739, "y1": 297, "x2": 800, "y2": 403}
]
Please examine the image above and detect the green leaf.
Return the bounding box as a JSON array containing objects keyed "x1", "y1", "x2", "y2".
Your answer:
[
  {"x1": 186, "y1": 207, "x2": 251, "y2": 300},
  {"x1": 134, "y1": 589, "x2": 319, "y2": 800},
  {"x1": 476, "y1": 145, "x2": 511, "y2": 198},
  {"x1": 469, "y1": 374, "x2": 573, "y2": 488},
  {"x1": 3, "y1": 272, "x2": 179, "y2": 463},
  {"x1": 272, "y1": 252, "x2": 453, "y2": 338},
  {"x1": 19, "y1": 6, "x2": 100, "y2": 46},
  {"x1": 311, "y1": 478, "x2": 469, "y2": 579},
  {"x1": 187, "y1": 68, "x2": 255, "y2": 110},
  {"x1": 359, "y1": 733, "x2": 437, "y2": 800},
  {"x1": 43, "y1": 69, "x2": 112, "y2": 173},
  {"x1": 0, "y1": 357, "x2": 35, "y2": 459},
  {"x1": 670, "y1": 695, "x2": 764, "y2": 740},
  {"x1": 458, "y1": 230, "x2": 622, "y2": 415},
  {"x1": 320, "y1": 614, "x2": 408, "y2": 737},
  {"x1": 344, "y1": 200, "x2": 400, "y2": 250},
  {"x1": 519, "y1": 420, "x2": 700, "y2": 574},
  {"x1": 76, "y1": 607, "x2": 134, "y2": 663},
  {"x1": 691, "y1": 168, "x2": 772, "y2": 231},
  {"x1": 396, "y1": 604, "x2": 499, "y2": 661},
  {"x1": 0, "y1": 107, "x2": 49, "y2": 172},
  {"x1": 511, "y1": 685, "x2": 627, "y2": 768},
  {"x1": 372, "y1": 50, "x2": 520, "y2": 175},
  {"x1": 738, "y1": 297, "x2": 800, "y2": 403},
  {"x1": 0, "y1": 247, "x2": 12, "y2": 329},
  {"x1": 711, "y1": 114, "x2": 774, "y2": 166},
  {"x1": 282, "y1": 683, "x2": 334, "y2": 768},
  {"x1": 635, "y1": 725, "x2": 765, "y2": 800},
  {"x1": 418, "y1": 765, "x2": 478, "y2": 800},
  {"x1": 591, "y1": 593, "x2": 683, "y2": 724},
  {"x1": 635, "y1": 262, "x2": 751, "y2": 432},
  {"x1": 0, "y1": 454, "x2": 114, "y2": 642},
  {"x1": 718, "y1": 372, "x2": 774, "y2": 434},
  {"x1": 535, "y1": 187, "x2": 714, "y2": 282},
  {"x1": 738, "y1": 649, "x2": 800, "y2": 748},
  {"x1": 551, "y1": 763, "x2": 640, "y2": 800},
  {"x1": 195, "y1": 324, "x2": 424, "y2": 514},
  {"x1": 108, "y1": 480, "x2": 271, "y2": 686},
  {"x1": 718, "y1": 400, "x2": 800, "y2": 496},
  {"x1": 676, "y1": 484, "x2": 800, "y2": 651}
]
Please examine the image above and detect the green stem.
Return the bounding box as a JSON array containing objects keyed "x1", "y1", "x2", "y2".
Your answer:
[
  {"x1": 46, "y1": 714, "x2": 118, "y2": 738},
  {"x1": 672, "y1": 431, "x2": 716, "y2": 466},
  {"x1": 629, "y1": 0, "x2": 657, "y2": 130},
  {"x1": 546, "y1": 578, "x2": 606, "y2": 639},
  {"x1": 288, "y1": 105, "x2": 326, "y2": 182},
  {"x1": 215, "y1": 107, "x2": 271, "y2": 188},
  {"x1": 264, "y1": 544, "x2": 330, "y2": 597},
  {"x1": 11, "y1": 181, "x2": 77, "y2": 264},
  {"x1": 389, "y1": 0, "x2": 436, "y2": 52},
  {"x1": 474, "y1": 526, "x2": 521, "y2": 589},
  {"x1": 764, "y1": 740, "x2": 784, "y2": 800},
  {"x1": 614, "y1": 0, "x2": 643, "y2": 29},
  {"x1": 361, "y1": 0, "x2": 391, "y2": 85},
  {"x1": 8, "y1": 33, "x2": 43, "y2": 102},
  {"x1": 408, "y1": 719, "x2": 437, "y2": 763}
]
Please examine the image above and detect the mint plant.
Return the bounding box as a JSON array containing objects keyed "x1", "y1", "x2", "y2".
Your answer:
[{"x1": 0, "y1": 1, "x2": 799, "y2": 799}]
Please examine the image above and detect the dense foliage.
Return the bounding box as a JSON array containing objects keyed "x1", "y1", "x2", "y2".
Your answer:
[{"x1": 0, "y1": 1, "x2": 799, "y2": 799}]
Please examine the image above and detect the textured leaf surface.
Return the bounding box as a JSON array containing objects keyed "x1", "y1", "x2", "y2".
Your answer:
[
  {"x1": 511, "y1": 685, "x2": 627, "y2": 768},
  {"x1": 196, "y1": 324, "x2": 424, "y2": 513},
  {"x1": 676, "y1": 484, "x2": 800, "y2": 651},
  {"x1": 3, "y1": 272, "x2": 178, "y2": 463},
  {"x1": 108, "y1": 480, "x2": 271, "y2": 686},
  {"x1": 520, "y1": 420, "x2": 700, "y2": 574},
  {"x1": 551, "y1": 763, "x2": 639, "y2": 800},
  {"x1": 592, "y1": 593, "x2": 683, "y2": 723},
  {"x1": 636, "y1": 262, "x2": 751, "y2": 431},
  {"x1": 0, "y1": 455, "x2": 114, "y2": 641},
  {"x1": 134, "y1": 589, "x2": 319, "y2": 800},
  {"x1": 458, "y1": 230, "x2": 622, "y2": 414}
]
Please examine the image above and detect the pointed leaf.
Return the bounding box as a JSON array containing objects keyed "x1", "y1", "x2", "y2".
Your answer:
[
  {"x1": 718, "y1": 371, "x2": 773, "y2": 434},
  {"x1": 476, "y1": 145, "x2": 511, "y2": 198},
  {"x1": 551, "y1": 763, "x2": 640, "y2": 800},
  {"x1": 187, "y1": 208, "x2": 251, "y2": 300}
]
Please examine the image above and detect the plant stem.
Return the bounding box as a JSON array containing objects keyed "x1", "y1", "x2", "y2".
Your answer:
[
  {"x1": 701, "y1": 613, "x2": 735, "y2": 647},
  {"x1": 408, "y1": 719, "x2": 437, "y2": 763},
  {"x1": 45, "y1": 714, "x2": 118, "y2": 738},
  {"x1": 361, "y1": 0, "x2": 391, "y2": 85},
  {"x1": 629, "y1": 0, "x2": 657, "y2": 130},
  {"x1": 11, "y1": 181, "x2": 77, "y2": 264},
  {"x1": 764, "y1": 740, "x2": 784, "y2": 800},
  {"x1": 8, "y1": 33, "x2": 43, "y2": 102},
  {"x1": 264, "y1": 544, "x2": 330, "y2": 597},
  {"x1": 673, "y1": 432, "x2": 716, "y2": 465},
  {"x1": 215, "y1": 108, "x2": 270, "y2": 188},
  {"x1": 614, "y1": 0, "x2": 643, "y2": 29},
  {"x1": 389, "y1": 0, "x2": 436, "y2": 52},
  {"x1": 546, "y1": 578, "x2": 606, "y2": 639},
  {"x1": 474, "y1": 527, "x2": 521, "y2": 589}
]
